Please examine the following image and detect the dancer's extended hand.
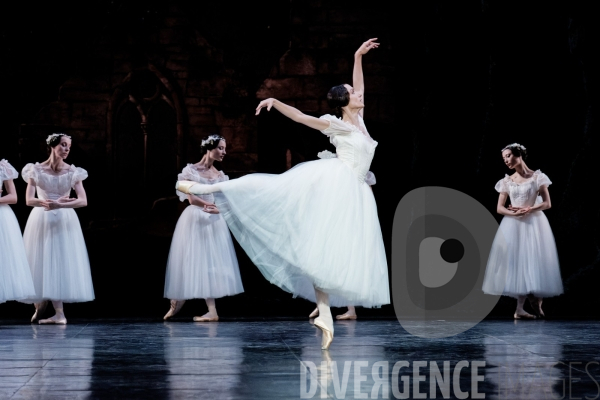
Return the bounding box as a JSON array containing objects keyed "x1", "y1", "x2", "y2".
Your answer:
[
  {"x1": 203, "y1": 205, "x2": 220, "y2": 214},
  {"x1": 356, "y1": 38, "x2": 379, "y2": 56},
  {"x1": 256, "y1": 98, "x2": 275, "y2": 115}
]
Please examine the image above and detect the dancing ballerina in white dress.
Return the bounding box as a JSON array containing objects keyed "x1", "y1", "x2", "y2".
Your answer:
[
  {"x1": 0, "y1": 159, "x2": 36, "y2": 305},
  {"x1": 163, "y1": 134, "x2": 244, "y2": 322},
  {"x1": 21, "y1": 133, "x2": 95, "y2": 324},
  {"x1": 176, "y1": 38, "x2": 390, "y2": 349},
  {"x1": 307, "y1": 150, "x2": 378, "y2": 321},
  {"x1": 482, "y1": 143, "x2": 563, "y2": 319}
]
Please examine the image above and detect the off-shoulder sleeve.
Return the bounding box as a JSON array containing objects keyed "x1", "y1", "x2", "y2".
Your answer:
[
  {"x1": 175, "y1": 165, "x2": 197, "y2": 202},
  {"x1": 535, "y1": 171, "x2": 552, "y2": 188},
  {"x1": 494, "y1": 177, "x2": 509, "y2": 194},
  {"x1": 21, "y1": 163, "x2": 38, "y2": 184},
  {"x1": 70, "y1": 166, "x2": 88, "y2": 188},
  {"x1": 0, "y1": 159, "x2": 18, "y2": 181},
  {"x1": 319, "y1": 114, "x2": 353, "y2": 137},
  {"x1": 365, "y1": 171, "x2": 376, "y2": 186}
]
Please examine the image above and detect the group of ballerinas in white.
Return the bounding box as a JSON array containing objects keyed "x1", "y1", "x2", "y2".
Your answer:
[{"x1": 0, "y1": 38, "x2": 563, "y2": 349}]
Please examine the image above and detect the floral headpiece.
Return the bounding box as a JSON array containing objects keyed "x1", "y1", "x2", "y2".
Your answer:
[
  {"x1": 46, "y1": 133, "x2": 71, "y2": 145},
  {"x1": 201, "y1": 134, "x2": 224, "y2": 148},
  {"x1": 502, "y1": 143, "x2": 526, "y2": 151}
]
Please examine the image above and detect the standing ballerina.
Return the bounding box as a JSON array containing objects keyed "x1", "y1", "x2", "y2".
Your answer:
[
  {"x1": 21, "y1": 133, "x2": 95, "y2": 324},
  {"x1": 482, "y1": 143, "x2": 563, "y2": 319},
  {"x1": 176, "y1": 38, "x2": 389, "y2": 349},
  {"x1": 0, "y1": 159, "x2": 36, "y2": 306},
  {"x1": 163, "y1": 134, "x2": 244, "y2": 322}
]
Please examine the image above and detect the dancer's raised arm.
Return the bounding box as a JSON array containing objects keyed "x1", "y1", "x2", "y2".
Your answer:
[
  {"x1": 256, "y1": 98, "x2": 330, "y2": 131},
  {"x1": 353, "y1": 38, "x2": 379, "y2": 118}
]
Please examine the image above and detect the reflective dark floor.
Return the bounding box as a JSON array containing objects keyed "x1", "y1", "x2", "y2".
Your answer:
[{"x1": 1, "y1": 318, "x2": 599, "y2": 399}]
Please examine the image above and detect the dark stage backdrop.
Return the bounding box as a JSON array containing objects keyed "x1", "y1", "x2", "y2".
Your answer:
[{"x1": 1, "y1": 0, "x2": 598, "y2": 320}]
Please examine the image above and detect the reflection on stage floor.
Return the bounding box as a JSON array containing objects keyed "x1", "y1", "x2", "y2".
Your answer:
[{"x1": 1, "y1": 318, "x2": 599, "y2": 399}]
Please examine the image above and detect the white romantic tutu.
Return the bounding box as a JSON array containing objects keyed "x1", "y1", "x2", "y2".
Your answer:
[
  {"x1": 482, "y1": 211, "x2": 563, "y2": 298},
  {"x1": 0, "y1": 205, "x2": 36, "y2": 303},
  {"x1": 213, "y1": 157, "x2": 390, "y2": 308},
  {"x1": 21, "y1": 208, "x2": 95, "y2": 303},
  {"x1": 164, "y1": 204, "x2": 244, "y2": 300}
]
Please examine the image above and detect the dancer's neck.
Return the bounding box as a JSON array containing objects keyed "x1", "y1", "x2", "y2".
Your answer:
[
  {"x1": 342, "y1": 108, "x2": 361, "y2": 127},
  {"x1": 513, "y1": 162, "x2": 533, "y2": 178},
  {"x1": 197, "y1": 154, "x2": 215, "y2": 169},
  {"x1": 44, "y1": 154, "x2": 66, "y2": 172}
]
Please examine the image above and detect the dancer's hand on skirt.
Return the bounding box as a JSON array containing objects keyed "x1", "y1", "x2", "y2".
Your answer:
[{"x1": 203, "y1": 205, "x2": 220, "y2": 214}]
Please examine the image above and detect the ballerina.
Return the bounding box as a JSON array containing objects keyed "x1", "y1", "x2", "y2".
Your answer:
[
  {"x1": 0, "y1": 159, "x2": 36, "y2": 306},
  {"x1": 163, "y1": 134, "x2": 244, "y2": 322},
  {"x1": 307, "y1": 151, "x2": 378, "y2": 321},
  {"x1": 176, "y1": 38, "x2": 389, "y2": 349},
  {"x1": 482, "y1": 143, "x2": 563, "y2": 319},
  {"x1": 21, "y1": 133, "x2": 95, "y2": 324}
]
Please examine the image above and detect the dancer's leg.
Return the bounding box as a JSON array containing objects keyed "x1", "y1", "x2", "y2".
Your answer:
[
  {"x1": 514, "y1": 296, "x2": 535, "y2": 319},
  {"x1": 31, "y1": 301, "x2": 48, "y2": 323},
  {"x1": 194, "y1": 298, "x2": 219, "y2": 322},
  {"x1": 309, "y1": 306, "x2": 319, "y2": 318},
  {"x1": 164, "y1": 299, "x2": 186, "y2": 320},
  {"x1": 313, "y1": 287, "x2": 334, "y2": 350},
  {"x1": 39, "y1": 301, "x2": 67, "y2": 324},
  {"x1": 336, "y1": 305, "x2": 357, "y2": 320},
  {"x1": 527, "y1": 294, "x2": 544, "y2": 318},
  {"x1": 176, "y1": 181, "x2": 222, "y2": 195}
]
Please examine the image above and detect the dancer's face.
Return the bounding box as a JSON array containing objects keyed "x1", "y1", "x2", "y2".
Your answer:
[
  {"x1": 52, "y1": 137, "x2": 71, "y2": 160},
  {"x1": 501, "y1": 149, "x2": 520, "y2": 169},
  {"x1": 208, "y1": 140, "x2": 226, "y2": 162},
  {"x1": 343, "y1": 84, "x2": 364, "y2": 110}
]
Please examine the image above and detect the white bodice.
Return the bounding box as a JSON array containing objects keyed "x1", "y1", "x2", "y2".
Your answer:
[
  {"x1": 0, "y1": 159, "x2": 18, "y2": 187},
  {"x1": 319, "y1": 114, "x2": 378, "y2": 182},
  {"x1": 495, "y1": 170, "x2": 552, "y2": 208},
  {"x1": 176, "y1": 164, "x2": 229, "y2": 204},
  {"x1": 22, "y1": 163, "x2": 88, "y2": 201}
]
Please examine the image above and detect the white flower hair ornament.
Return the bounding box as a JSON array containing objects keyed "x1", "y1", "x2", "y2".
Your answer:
[
  {"x1": 503, "y1": 142, "x2": 526, "y2": 151},
  {"x1": 317, "y1": 150, "x2": 337, "y2": 159},
  {"x1": 201, "y1": 134, "x2": 224, "y2": 148},
  {"x1": 46, "y1": 133, "x2": 71, "y2": 145}
]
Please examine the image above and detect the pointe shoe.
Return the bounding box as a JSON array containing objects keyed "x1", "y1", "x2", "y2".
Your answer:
[
  {"x1": 31, "y1": 301, "x2": 48, "y2": 323},
  {"x1": 39, "y1": 315, "x2": 67, "y2": 325},
  {"x1": 164, "y1": 300, "x2": 185, "y2": 320},
  {"x1": 313, "y1": 318, "x2": 334, "y2": 350},
  {"x1": 309, "y1": 307, "x2": 319, "y2": 319},
  {"x1": 175, "y1": 180, "x2": 198, "y2": 194},
  {"x1": 514, "y1": 312, "x2": 536, "y2": 320},
  {"x1": 193, "y1": 315, "x2": 219, "y2": 322},
  {"x1": 336, "y1": 312, "x2": 357, "y2": 320}
]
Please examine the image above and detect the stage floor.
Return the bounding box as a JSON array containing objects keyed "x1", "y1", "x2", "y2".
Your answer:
[{"x1": 1, "y1": 318, "x2": 599, "y2": 399}]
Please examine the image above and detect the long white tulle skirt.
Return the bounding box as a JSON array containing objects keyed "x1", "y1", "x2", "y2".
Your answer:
[
  {"x1": 482, "y1": 211, "x2": 563, "y2": 298},
  {"x1": 21, "y1": 207, "x2": 95, "y2": 303},
  {"x1": 0, "y1": 205, "x2": 36, "y2": 303},
  {"x1": 164, "y1": 205, "x2": 244, "y2": 300},
  {"x1": 213, "y1": 158, "x2": 390, "y2": 308}
]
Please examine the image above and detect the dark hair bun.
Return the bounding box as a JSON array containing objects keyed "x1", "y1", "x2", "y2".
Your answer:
[
  {"x1": 200, "y1": 134, "x2": 226, "y2": 155},
  {"x1": 326, "y1": 85, "x2": 350, "y2": 118},
  {"x1": 502, "y1": 143, "x2": 528, "y2": 160}
]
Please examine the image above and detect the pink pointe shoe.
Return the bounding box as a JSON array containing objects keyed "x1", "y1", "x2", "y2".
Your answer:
[
  {"x1": 31, "y1": 301, "x2": 48, "y2": 323},
  {"x1": 309, "y1": 307, "x2": 319, "y2": 319},
  {"x1": 164, "y1": 300, "x2": 185, "y2": 320}
]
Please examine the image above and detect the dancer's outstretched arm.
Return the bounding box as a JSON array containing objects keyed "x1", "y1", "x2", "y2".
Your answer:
[
  {"x1": 256, "y1": 98, "x2": 330, "y2": 131},
  {"x1": 353, "y1": 38, "x2": 379, "y2": 118}
]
